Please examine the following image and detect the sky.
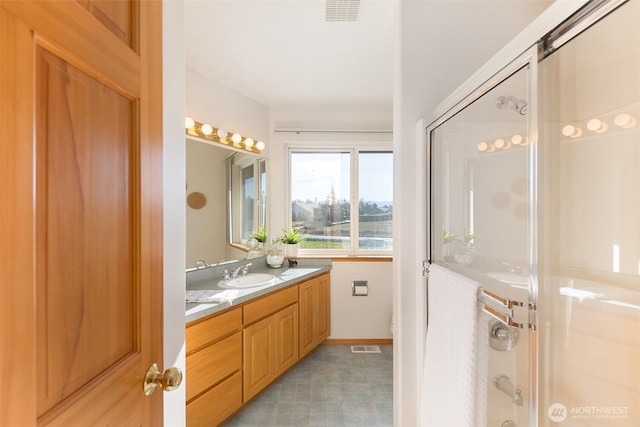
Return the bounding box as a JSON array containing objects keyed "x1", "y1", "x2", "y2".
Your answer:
[{"x1": 290, "y1": 152, "x2": 393, "y2": 204}]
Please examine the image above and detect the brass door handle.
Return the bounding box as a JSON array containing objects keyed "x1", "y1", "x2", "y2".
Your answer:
[{"x1": 143, "y1": 363, "x2": 183, "y2": 396}]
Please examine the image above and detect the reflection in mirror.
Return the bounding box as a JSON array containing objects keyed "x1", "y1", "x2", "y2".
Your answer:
[
  {"x1": 430, "y1": 65, "x2": 529, "y2": 275},
  {"x1": 186, "y1": 138, "x2": 266, "y2": 269}
]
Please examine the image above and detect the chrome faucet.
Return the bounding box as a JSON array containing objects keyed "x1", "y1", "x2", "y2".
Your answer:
[
  {"x1": 231, "y1": 262, "x2": 252, "y2": 279},
  {"x1": 195, "y1": 259, "x2": 209, "y2": 269}
]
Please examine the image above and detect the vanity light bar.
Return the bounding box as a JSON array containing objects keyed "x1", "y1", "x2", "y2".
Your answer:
[
  {"x1": 477, "y1": 134, "x2": 528, "y2": 153},
  {"x1": 560, "y1": 112, "x2": 636, "y2": 140},
  {"x1": 185, "y1": 117, "x2": 266, "y2": 153}
]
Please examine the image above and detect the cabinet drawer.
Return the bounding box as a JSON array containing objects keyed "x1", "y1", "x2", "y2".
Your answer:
[
  {"x1": 186, "y1": 307, "x2": 242, "y2": 354},
  {"x1": 186, "y1": 331, "x2": 242, "y2": 402},
  {"x1": 186, "y1": 371, "x2": 242, "y2": 427},
  {"x1": 243, "y1": 285, "x2": 298, "y2": 325}
]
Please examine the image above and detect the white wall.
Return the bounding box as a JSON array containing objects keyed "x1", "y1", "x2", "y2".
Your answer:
[
  {"x1": 186, "y1": 68, "x2": 270, "y2": 156},
  {"x1": 330, "y1": 262, "x2": 393, "y2": 339},
  {"x1": 393, "y1": 1, "x2": 553, "y2": 425},
  {"x1": 163, "y1": 1, "x2": 186, "y2": 425}
]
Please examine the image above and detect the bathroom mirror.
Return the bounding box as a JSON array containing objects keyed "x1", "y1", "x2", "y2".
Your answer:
[{"x1": 186, "y1": 137, "x2": 266, "y2": 269}]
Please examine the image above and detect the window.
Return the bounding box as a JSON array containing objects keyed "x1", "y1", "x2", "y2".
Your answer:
[
  {"x1": 289, "y1": 149, "x2": 393, "y2": 254},
  {"x1": 229, "y1": 155, "x2": 266, "y2": 245}
]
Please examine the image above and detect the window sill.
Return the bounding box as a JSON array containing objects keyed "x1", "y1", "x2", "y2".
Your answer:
[
  {"x1": 296, "y1": 255, "x2": 393, "y2": 263},
  {"x1": 229, "y1": 242, "x2": 249, "y2": 252}
]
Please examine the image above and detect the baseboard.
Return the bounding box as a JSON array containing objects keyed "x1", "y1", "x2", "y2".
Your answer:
[{"x1": 322, "y1": 338, "x2": 393, "y2": 345}]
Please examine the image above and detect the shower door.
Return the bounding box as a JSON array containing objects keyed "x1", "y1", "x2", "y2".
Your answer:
[
  {"x1": 537, "y1": 0, "x2": 640, "y2": 425},
  {"x1": 428, "y1": 55, "x2": 537, "y2": 427},
  {"x1": 427, "y1": 1, "x2": 640, "y2": 426}
]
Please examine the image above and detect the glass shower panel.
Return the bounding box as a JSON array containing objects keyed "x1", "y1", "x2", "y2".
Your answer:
[
  {"x1": 538, "y1": 0, "x2": 640, "y2": 425},
  {"x1": 431, "y1": 66, "x2": 531, "y2": 288},
  {"x1": 430, "y1": 65, "x2": 533, "y2": 426}
]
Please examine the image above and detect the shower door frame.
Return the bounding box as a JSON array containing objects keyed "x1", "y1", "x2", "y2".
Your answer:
[
  {"x1": 424, "y1": 1, "x2": 635, "y2": 426},
  {"x1": 425, "y1": 44, "x2": 540, "y2": 426}
]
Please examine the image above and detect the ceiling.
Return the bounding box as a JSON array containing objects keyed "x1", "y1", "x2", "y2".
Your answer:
[
  {"x1": 184, "y1": 1, "x2": 553, "y2": 120},
  {"x1": 184, "y1": 0, "x2": 395, "y2": 113}
]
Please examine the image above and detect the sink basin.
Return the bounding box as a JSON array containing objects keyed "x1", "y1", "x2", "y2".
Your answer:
[{"x1": 218, "y1": 273, "x2": 275, "y2": 289}]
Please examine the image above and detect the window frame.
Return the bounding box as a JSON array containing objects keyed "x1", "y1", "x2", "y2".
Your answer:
[
  {"x1": 287, "y1": 147, "x2": 393, "y2": 256},
  {"x1": 228, "y1": 155, "x2": 266, "y2": 247}
]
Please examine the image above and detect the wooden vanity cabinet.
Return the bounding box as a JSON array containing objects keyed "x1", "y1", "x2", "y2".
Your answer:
[
  {"x1": 186, "y1": 307, "x2": 243, "y2": 427},
  {"x1": 299, "y1": 272, "x2": 330, "y2": 358},
  {"x1": 243, "y1": 285, "x2": 298, "y2": 402},
  {"x1": 185, "y1": 271, "x2": 331, "y2": 425}
]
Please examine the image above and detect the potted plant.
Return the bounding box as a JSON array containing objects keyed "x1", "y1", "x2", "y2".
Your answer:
[
  {"x1": 251, "y1": 227, "x2": 267, "y2": 244},
  {"x1": 278, "y1": 228, "x2": 304, "y2": 257}
]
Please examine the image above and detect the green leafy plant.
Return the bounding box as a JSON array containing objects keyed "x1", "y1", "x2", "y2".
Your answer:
[
  {"x1": 278, "y1": 228, "x2": 304, "y2": 244},
  {"x1": 251, "y1": 227, "x2": 267, "y2": 243}
]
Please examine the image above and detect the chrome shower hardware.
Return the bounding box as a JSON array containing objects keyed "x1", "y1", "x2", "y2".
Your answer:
[
  {"x1": 494, "y1": 374, "x2": 523, "y2": 406},
  {"x1": 489, "y1": 319, "x2": 519, "y2": 351},
  {"x1": 495, "y1": 96, "x2": 528, "y2": 115}
]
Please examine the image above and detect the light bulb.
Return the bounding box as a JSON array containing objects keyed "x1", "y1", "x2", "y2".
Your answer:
[
  {"x1": 201, "y1": 124, "x2": 213, "y2": 136},
  {"x1": 185, "y1": 117, "x2": 195, "y2": 129},
  {"x1": 494, "y1": 138, "x2": 505, "y2": 149},
  {"x1": 477, "y1": 141, "x2": 488, "y2": 152},
  {"x1": 231, "y1": 133, "x2": 242, "y2": 143},
  {"x1": 244, "y1": 138, "x2": 255, "y2": 148},
  {"x1": 562, "y1": 125, "x2": 576, "y2": 136},
  {"x1": 217, "y1": 128, "x2": 228, "y2": 139},
  {"x1": 614, "y1": 113, "x2": 635, "y2": 128},
  {"x1": 256, "y1": 141, "x2": 266, "y2": 151},
  {"x1": 586, "y1": 118, "x2": 607, "y2": 133},
  {"x1": 561, "y1": 124, "x2": 582, "y2": 138},
  {"x1": 511, "y1": 134, "x2": 523, "y2": 145}
]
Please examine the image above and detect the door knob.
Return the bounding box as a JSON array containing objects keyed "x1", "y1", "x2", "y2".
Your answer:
[{"x1": 143, "y1": 363, "x2": 183, "y2": 396}]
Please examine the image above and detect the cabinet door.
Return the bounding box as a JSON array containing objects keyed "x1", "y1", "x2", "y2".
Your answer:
[
  {"x1": 316, "y1": 274, "x2": 331, "y2": 342},
  {"x1": 243, "y1": 316, "x2": 276, "y2": 401},
  {"x1": 186, "y1": 371, "x2": 242, "y2": 427},
  {"x1": 186, "y1": 331, "x2": 242, "y2": 402},
  {"x1": 299, "y1": 280, "x2": 316, "y2": 357},
  {"x1": 275, "y1": 303, "x2": 299, "y2": 377}
]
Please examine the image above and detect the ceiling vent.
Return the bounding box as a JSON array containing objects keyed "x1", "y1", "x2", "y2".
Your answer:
[{"x1": 326, "y1": 0, "x2": 360, "y2": 22}]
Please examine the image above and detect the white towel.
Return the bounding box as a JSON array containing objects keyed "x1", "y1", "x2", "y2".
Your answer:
[
  {"x1": 420, "y1": 264, "x2": 482, "y2": 427},
  {"x1": 185, "y1": 289, "x2": 240, "y2": 303},
  {"x1": 475, "y1": 309, "x2": 490, "y2": 427}
]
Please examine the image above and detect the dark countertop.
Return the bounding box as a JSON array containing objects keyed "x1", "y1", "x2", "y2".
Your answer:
[{"x1": 186, "y1": 257, "x2": 332, "y2": 323}]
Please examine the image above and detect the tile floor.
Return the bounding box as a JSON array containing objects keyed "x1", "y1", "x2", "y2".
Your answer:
[{"x1": 222, "y1": 345, "x2": 393, "y2": 427}]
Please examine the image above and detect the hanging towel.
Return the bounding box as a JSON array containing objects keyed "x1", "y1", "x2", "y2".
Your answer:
[
  {"x1": 475, "y1": 308, "x2": 490, "y2": 427},
  {"x1": 420, "y1": 264, "x2": 482, "y2": 427}
]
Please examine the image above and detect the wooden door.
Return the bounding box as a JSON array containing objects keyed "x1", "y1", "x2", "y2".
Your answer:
[
  {"x1": 275, "y1": 303, "x2": 299, "y2": 376},
  {"x1": 243, "y1": 316, "x2": 276, "y2": 401},
  {"x1": 0, "y1": 1, "x2": 163, "y2": 425}
]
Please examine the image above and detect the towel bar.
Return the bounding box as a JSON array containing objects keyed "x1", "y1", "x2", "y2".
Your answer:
[{"x1": 479, "y1": 288, "x2": 536, "y2": 331}]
